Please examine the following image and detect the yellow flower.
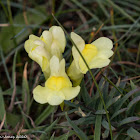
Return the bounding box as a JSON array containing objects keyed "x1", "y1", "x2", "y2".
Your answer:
[
  {"x1": 67, "y1": 32, "x2": 113, "y2": 85},
  {"x1": 25, "y1": 35, "x2": 51, "y2": 77},
  {"x1": 33, "y1": 56, "x2": 80, "y2": 105},
  {"x1": 40, "y1": 26, "x2": 66, "y2": 59},
  {"x1": 24, "y1": 26, "x2": 66, "y2": 78}
]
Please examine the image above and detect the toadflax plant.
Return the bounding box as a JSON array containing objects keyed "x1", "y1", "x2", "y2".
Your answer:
[{"x1": 24, "y1": 25, "x2": 114, "y2": 106}]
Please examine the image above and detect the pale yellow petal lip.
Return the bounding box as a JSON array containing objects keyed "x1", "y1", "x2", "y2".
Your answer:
[
  {"x1": 33, "y1": 85, "x2": 49, "y2": 104},
  {"x1": 47, "y1": 90, "x2": 65, "y2": 105},
  {"x1": 91, "y1": 37, "x2": 113, "y2": 50},
  {"x1": 97, "y1": 49, "x2": 114, "y2": 58},
  {"x1": 62, "y1": 86, "x2": 80, "y2": 100}
]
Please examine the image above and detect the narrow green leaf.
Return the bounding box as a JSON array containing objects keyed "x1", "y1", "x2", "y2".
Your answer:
[
  {"x1": 2, "y1": 88, "x2": 14, "y2": 96},
  {"x1": 40, "y1": 119, "x2": 58, "y2": 140},
  {"x1": 125, "y1": 136, "x2": 131, "y2": 140},
  {"x1": 71, "y1": 0, "x2": 101, "y2": 23},
  {"x1": 115, "y1": 87, "x2": 140, "y2": 111},
  {"x1": 113, "y1": 128, "x2": 124, "y2": 140},
  {"x1": 127, "y1": 96, "x2": 140, "y2": 111},
  {"x1": 102, "y1": 119, "x2": 116, "y2": 131},
  {"x1": 102, "y1": 74, "x2": 124, "y2": 96},
  {"x1": 35, "y1": 105, "x2": 55, "y2": 126},
  {"x1": 94, "y1": 101, "x2": 103, "y2": 140},
  {"x1": 95, "y1": 109, "x2": 107, "y2": 115},
  {"x1": 0, "y1": 46, "x2": 12, "y2": 87},
  {"x1": 96, "y1": 0, "x2": 109, "y2": 18},
  {"x1": 2, "y1": 86, "x2": 21, "y2": 96},
  {"x1": 111, "y1": 108, "x2": 127, "y2": 120},
  {"x1": 65, "y1": 112, "x2": 88, "y2": 140},
  {"x1": 106, "y1": 0, "x2": 135, "y2": 22},
  {"x1": 127, "y1": 127, "x2": 140, "y2": 140},
  {"x1": 106, "y1": 95, "x2": 121, "y2": 109},
  {"x1": 64, "y1": 100, "x2": 78, "y2": 108},
  {"x1": 80, "y1": 81, "x2": 91, "y2": 105},
  {"x1": 73, "y1": 116, "x2": 95, "y2": 125},
  {"x1": 102, "y1": 129, "x2": 109, "y2": 139},
  {"x1": 50, "y1": 132, "x2": 55, "y2": 140},
  {"x1": 54, "y1": 131, "x2": 76, "y2": 140},
  {"x1": 6, "y1": 112, "x2": 21, "y2": 128},
  {"x1": 0, "y1": 43, "x2": 23, "y2": 67},
  {"x1": 119, "y1": 117, "x2": 140, "y2": 126},
  {"x1": 130, "y1": 80, "x2": 137, "y2": 90}
]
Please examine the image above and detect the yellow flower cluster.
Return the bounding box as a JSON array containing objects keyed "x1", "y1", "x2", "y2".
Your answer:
[{"x1": 24, "y1": 26, "x2": 113, "y2": 106}]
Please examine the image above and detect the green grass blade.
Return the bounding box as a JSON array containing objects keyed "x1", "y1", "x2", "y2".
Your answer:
[
  {"x1": 0, "y1": 43, "x2": 23, "y2": 66},
  {"x1": 102, "y1": 119, "x2": 116, "y2": 131},
  {"x1": 127, "y1": 127, "x2": 140, "y2": 140},
  {"x1": 106, "y1": 0, "x2": 135, "y2": 22},
  {"x1": 35, "y1": 105, "x2": 55, "y2": 126},
  {"x1": 71, "y1": 0, "x2": 101, "y2": 23},
  {"x1": 127, "y1": 96, "x2": 140, "y2": 111},
  {"x1": 65, "y1": 112, "x2": 88, "y2": 140},
  {"x1": 94, "y1": 101, "x2": 103, "y2": 140},
  {"x1": 115, "y1": 88, "x2": 140, "y2": 111},
  {"x1": 80, "y1": 81, "x2": 91, "y2": 105},
  {"x1": 119, "y1": 117, "x2": 140, "y2": 126},
  {"x1": 102, "y1": 74, "x2": 124, "y2": 96},
  {"x1": 40, "y1": 119, "x2": 58, "y2": 140},
  {"x1": 111, "y1": 108, "x2": 127, "y2": 120},
  {"x1": 0, "y1": 46, "x2": 12, "y2": 87},
  {"x1": 106, "y1": 95, "x2": 121, "y2": 109}
]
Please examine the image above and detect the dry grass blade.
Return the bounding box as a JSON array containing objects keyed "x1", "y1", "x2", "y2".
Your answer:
[
  {"x1": 8, "y1": 73, "x2": 16, "y2": 112},
  {"x1": 23, "y1": 62, "x2": 28, "y2": 112},
  {"x1": 117, "y1": 61, "x2": 140, "y2": 68},
  {"x1": 22, "y1": 111, "x2": 36, "y2": 128},
  {"x1": 122, "y1": 76, "x2": 140, "y2": 82},
  {"x1": 0, "y1": 113, "x2": 6, "y2": 130}
]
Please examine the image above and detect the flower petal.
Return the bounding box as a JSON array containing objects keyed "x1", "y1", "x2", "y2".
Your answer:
[
  {"x1": 50, "y1": 56, "x2": 60, "y2": 76},
  {"x1": 49, "y1": 26, "x2": 66, "y2": 52},
  {"x1": 91, "y1": 37, "x2": 113, "y2": 50},
  {"x1": 41, "y1": 30, "x2": 53, "y2": 46},
  {"x1": 89, "y1": 57, "x2": 110, "y2": 69},
  {"x1": 51, "y1": 41, "x2": 62, "y2": 60},
  {"x1": 29, "y1": 45, "x2": 50, "y2": 68},
  {"x1": 71, "y1": 32, "x2": 85, "y2": 51},
  {"x1": 97, "y1": 49, "x2": 114, "y2": 58},
  {"x1": 33, "y1": 85, "x2": 49, "y2": 104},
  {"x1": 67, "y1": 60, "x2": 84, "y2": 86},
  {"x1": 29, "y1": 34, "x2": 39, "y2": 40},
  {"x1": 47, "y1": 90, "x2": 65, "y2": 105},
  {"x1": 71, "y1": 32, "x2": 86, "y2": 71},
  {"x1": 62, "y1": 86, "x2": 80, "y2": 100},
  {"x1": 24, "y1": 40, "x2": 34, "y2": 53}
]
